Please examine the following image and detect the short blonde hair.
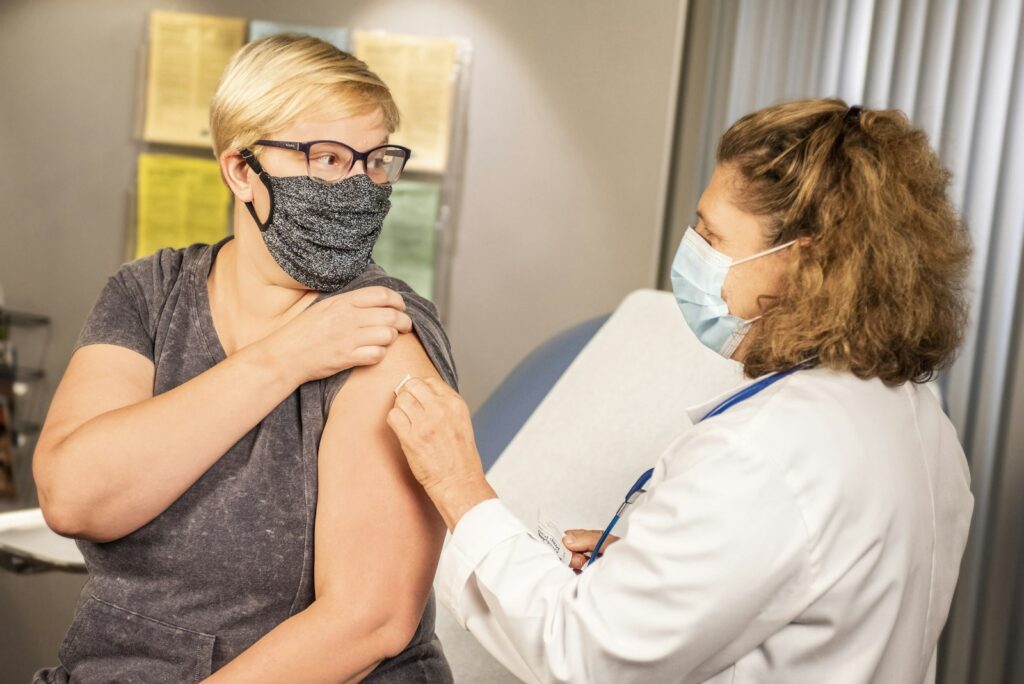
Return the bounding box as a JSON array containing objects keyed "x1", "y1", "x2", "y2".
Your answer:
[
  {"x1": 717, "y1": 98, "x2": 971, "y2": 385},
  {"x1": 209, "y1": 34, "x2": 400, "y2": 156}
]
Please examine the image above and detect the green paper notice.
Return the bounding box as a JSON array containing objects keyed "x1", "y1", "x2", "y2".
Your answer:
[{"x1": 373, "y1": 180, "x2": 441, "y2": 300}]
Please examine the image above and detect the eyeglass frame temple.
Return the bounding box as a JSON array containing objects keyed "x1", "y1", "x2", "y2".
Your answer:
[{"x1": 239, "y1": 148, "x2": 275, "y2": 232}]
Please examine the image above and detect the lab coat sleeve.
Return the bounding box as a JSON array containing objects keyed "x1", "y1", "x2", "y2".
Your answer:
[{"x1": 436, "y1": 428, "x2": 814, "y2": 684}]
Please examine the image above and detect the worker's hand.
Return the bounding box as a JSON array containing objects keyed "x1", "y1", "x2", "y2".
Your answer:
[
  {"x1": 387, "y1": 377, "x2": 496, "y2": 529},
  {"x1": 563, "y1": 529, "x2": 621, "y2": 571},
  {"x1": 263, "y1": 286, "x2": 412, "y2": 384}
]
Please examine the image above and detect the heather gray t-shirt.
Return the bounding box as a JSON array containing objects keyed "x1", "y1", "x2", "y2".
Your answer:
[{"x1": 35, "y1": 237, "x2": 457, "y2": 683}]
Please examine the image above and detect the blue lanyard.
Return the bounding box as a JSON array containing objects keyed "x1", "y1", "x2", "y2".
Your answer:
[{"x1": 584, "y1": 366, "x2": 803, "y2": 567}]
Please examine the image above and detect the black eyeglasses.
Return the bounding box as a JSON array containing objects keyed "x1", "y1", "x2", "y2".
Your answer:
[{"x1": 245, "y1": 139, "x2": 412, "y2": 185}]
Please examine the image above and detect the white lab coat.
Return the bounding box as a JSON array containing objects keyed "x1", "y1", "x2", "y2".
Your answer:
[{"x1": 436, "y1": 367, "x2": 973, "y2": 683}]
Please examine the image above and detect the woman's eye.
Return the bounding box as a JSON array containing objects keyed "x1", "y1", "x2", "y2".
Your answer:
[{"x1": 312, "y1": 154, "x2": 340, "y2": 167}]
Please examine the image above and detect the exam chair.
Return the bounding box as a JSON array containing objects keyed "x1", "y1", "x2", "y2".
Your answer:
[{"x1": 433, "y1": 288, "x2": 746, "y2": 683}]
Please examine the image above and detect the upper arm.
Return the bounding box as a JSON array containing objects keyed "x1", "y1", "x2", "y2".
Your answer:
[
  {"x1": 36, "y1": 265, "x2": 158, "y2": 473},
  {"x1": 34, "y1": 345, "x2": 154, "y2": 491},
  {"x1": 313, "y1": 332, "x2": 447, "y2": 628}
]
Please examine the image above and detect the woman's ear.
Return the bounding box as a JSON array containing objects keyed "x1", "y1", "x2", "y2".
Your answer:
[{"x1": 219, "y1": 148, "x2": 255, "y2": 203}]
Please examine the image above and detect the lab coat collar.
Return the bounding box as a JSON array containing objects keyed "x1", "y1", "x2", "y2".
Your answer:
[
  {"x1": 685, "y1": 358, "x2": 819, "y2": 424},
  {"x1": 684, "y1": 374, "x2": 766, "y2": 425}
]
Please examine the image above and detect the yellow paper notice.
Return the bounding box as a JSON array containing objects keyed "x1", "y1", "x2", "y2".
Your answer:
[
  {"x1": 135, "y1": 154, "x2": 231, "y2": 259},
  {"x1": 143, "y1": 11, "x2": 246, "y2": 147},
  {"x1": 353, "y1": 32, "x2": 458, "y2": 173}
]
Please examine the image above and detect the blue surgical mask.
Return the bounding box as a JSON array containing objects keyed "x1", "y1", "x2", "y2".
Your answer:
[{"x1": 670, "y1": 226, "x2": 796, "y2": 358}]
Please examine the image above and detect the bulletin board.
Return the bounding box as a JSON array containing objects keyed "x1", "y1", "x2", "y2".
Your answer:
[{"x1": 126, "y1": 11, "x2": 472, "y2": 318}]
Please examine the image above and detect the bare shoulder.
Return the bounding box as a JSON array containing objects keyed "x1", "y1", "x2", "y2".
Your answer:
[{"x1": 328, "y1": 333, "x2": 441, "y2": 421}]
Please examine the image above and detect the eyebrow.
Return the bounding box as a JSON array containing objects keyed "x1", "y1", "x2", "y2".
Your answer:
[{"x1": 696, "y1": 209, "x2": 714, "y2": 230}]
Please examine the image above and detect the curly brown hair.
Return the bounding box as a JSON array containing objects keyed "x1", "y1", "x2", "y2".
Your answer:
[{"x1": 717, "y1": 98, "x2": 971, "y2": 385}]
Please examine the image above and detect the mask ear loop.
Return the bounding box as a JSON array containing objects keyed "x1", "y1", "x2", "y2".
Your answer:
[
  {"x1": 723, "y1": 239, "x2": 799, "y2": 356},
  {"x1": 730, "y1": 239, "x2": 799, "y2": 267},
  {"x1": 240, "y1": 149, "x2": 274, "y2": 232}
]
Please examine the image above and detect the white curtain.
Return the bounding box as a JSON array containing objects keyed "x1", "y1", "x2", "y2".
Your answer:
[{"x1": 662, "y1": 1, "x2": 1024, "y2": 680}]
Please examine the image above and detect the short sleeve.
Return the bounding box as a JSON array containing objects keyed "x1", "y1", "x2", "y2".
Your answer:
[
  {"x1": 321, "y1": 265, "x2": 458, "y2": 414},
  {"x1": 73, "y1": 249, "x2": 183, "y2": 362}
]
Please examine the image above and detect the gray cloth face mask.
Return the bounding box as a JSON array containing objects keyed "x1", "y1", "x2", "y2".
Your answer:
[{"x1": 242, "y1": 150, "x2": 392, "y2": 292}]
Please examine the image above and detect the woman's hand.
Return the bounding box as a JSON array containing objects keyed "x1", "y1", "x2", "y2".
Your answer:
[
  {"x1": 386, "y1": 377, "x2": 497, "y2": 530},
  {"x1": 263, "y1": 286, "x2": 413, "y2": 384},
  {"x1": 562, "y1": 529, "x2": 621, "y2": 571}
]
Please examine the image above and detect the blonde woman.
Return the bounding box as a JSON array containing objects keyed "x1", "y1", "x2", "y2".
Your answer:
[
  {"x1": 387, "y1": 100, "x2": 974, "y2": 683},
  {"x1": 33, "y1": 35, "x2": 455, "y2": 682}
]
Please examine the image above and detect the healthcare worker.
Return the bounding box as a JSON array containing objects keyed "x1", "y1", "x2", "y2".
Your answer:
[{"x1": 385, "y1": 99, "x2": 974, "y2": 683}]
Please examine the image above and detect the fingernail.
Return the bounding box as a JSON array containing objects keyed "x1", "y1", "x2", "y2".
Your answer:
[
  {"x1": 394, "y1": 373, "x2": 412, "y2": 396},
  {"x1": 564, "y1": 535, "x2": 575, "y2": 544}
]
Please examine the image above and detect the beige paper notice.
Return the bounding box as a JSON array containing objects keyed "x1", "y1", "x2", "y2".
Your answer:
[
  {"x1": 353, "y1": 32, "x2": 458, "y2": 173},
  {"x1": 143, "y1": 11, "x2": 246, "y2": 148},
  {"x1": 134, "y1": 154, "x2": 231, "y2": 258}
]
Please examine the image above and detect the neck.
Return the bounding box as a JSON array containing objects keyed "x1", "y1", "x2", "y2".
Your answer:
[{"x1": 207, "y1": 212, "x2": 317, "y2": 354}]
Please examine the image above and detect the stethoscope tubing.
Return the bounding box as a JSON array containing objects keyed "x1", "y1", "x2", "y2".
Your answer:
[{"x1": 584, "y1": 365, "x2": 805, "y2": 567}]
